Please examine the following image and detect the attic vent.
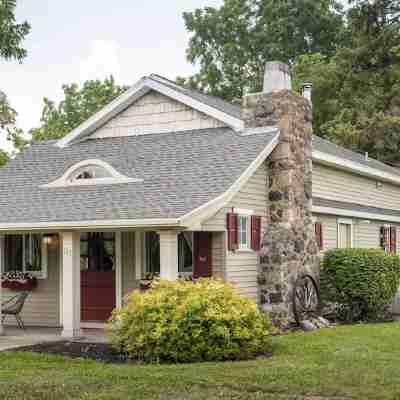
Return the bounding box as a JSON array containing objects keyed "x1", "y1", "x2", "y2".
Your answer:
[{"x1": 40, "y1": 159, "x2": 143, "y2": 188}]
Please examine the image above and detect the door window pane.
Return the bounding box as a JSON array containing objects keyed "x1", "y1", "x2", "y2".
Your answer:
[{"x1": 80, "y1": 233, "x2": 115, "y2": 272}]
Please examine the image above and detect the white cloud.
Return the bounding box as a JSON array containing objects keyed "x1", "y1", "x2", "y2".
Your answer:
[{"x1": 78, "y1": 40, "x2": 122, "y2": 83}]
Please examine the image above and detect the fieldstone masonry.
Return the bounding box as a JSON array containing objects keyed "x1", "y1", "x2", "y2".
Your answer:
[{"x1": 242, "y1": 78, "x2": 320, "y2": 324}]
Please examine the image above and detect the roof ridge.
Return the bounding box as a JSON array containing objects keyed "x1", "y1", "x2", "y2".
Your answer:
[{"x1": 148, "y1": 74, "x2": 241, "y2": 115}]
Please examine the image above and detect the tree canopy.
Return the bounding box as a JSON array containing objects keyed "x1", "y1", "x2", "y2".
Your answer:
[
  {"x1": 182, "y1": 0, "x2": 400, "y2": 165},
  {"x1": 0, "y1": 0, "x2": 30, "y2": 166},
  {"x1": 30, "y1": 77, "x2": 127, "y2": 142},
  {"x1": 294, "y1": 0, "x2": 400, "y2": 165},
  {"x1": 181, "y1": 0, "x2": 345, "y2": 101},
  {"x1": 0, "y1": 0, "x2": 30, "y2": 62}
]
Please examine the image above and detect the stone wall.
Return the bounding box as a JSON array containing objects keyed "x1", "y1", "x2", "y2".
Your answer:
[{"x1": 242, "y1": 89, "x2": 320, "y2": 323}]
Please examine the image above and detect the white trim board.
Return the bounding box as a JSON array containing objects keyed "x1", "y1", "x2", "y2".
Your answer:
[
  {"x1": 313, "y1": 205, "x2": 400, "y2": 224},
  {"x1": 312, "y1": 150, "x2": 400, "y2": 187},
  {"x1": 56, "y1": 77, "x2": 244, "y2": 148},
  {"x1": 0, "y1": 218, "x2": 181, "y2": 232}
]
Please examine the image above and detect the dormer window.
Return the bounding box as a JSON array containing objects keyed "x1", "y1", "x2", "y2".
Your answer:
[
  {"x1": 41, "y1": 159, "x2": 142, "y2": 188},
  {"x1": 70, "y1": 165, "x2": 112, "y2": 182}
]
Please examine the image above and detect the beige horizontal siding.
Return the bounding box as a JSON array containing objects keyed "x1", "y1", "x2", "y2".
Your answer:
[
  {"x1": 313, "y1": 213, "x2": 400, "y2": 252},
  {"x1": 121, "y1": 232, "x2": 139, "y2": 301},
  {"x1": 91, "y1": 91, "x2": 225, "y2": 139},
  {"x1": 2, "y1": 241, "x2": 60, "y2": 327},
  {"x1": 313, "y1": 163, "x2": 400, "y2": 211},
  {"x1": 211, "y1": 232, "x2": 225, "y2": 280},
  {"x1": 314, "y1": 214, "x2": 337, "y2": 252},
  {"x1": 203, "y1": 162, "x2": 268, "y2": 301}
]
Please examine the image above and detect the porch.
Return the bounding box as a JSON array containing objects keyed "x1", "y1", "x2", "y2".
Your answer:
[
  {"x1": 0, "y1": 230, "x2": 225, "y2": 337},
  {"x1": 0, "y1": 326, "x2": 107, "y2": 352}
]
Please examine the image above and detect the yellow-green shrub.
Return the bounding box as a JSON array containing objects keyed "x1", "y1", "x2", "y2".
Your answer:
[
  {"x1": 107, "y1": 279, "x2": 272, "y2": 363},
  {"x1": 321, "y1": 248, "x2": 400, "y2": 321}
]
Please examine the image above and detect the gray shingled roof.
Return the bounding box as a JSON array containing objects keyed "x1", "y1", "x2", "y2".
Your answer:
[
  {"x1": 313, "y1": 197, "x2": 400, "y2": 218},
  {"x1": 312, "y1": 135, "x2": 400, "y2": 178},
  {"x1": 149, "y1": 75, "x2": 242, "y2": 119},
  {"x1": 0, "y1": 127, "x2": 277, "y2": 224}
]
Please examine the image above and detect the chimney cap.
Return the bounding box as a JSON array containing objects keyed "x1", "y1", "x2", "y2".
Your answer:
[
  {"x1": 301, "y1": 82, "x2": 313, "y2": 89},
  {"x1": 263, "y1": 61, "x2": 292, "y2": 93}
]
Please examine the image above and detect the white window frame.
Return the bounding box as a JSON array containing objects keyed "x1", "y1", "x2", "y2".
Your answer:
[
  {"x1": 234, "y1": 208, "x2": 254, "y2": 252},
  {"x1": 337, "y1": 218, "x2": 354, "y2": 249},
  {"x1": 2, "y1": 234, "x2": 48, "y2": 279}
]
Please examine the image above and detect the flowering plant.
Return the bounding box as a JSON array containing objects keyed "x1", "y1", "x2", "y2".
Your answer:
[{"x1": 1, "y1": 271, "x2": 37, "y2": 290}]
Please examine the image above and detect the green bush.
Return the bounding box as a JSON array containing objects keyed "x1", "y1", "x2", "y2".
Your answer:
[
  {"x1": 321, "y1": 248, "x2": 400, "y2": 321},
  {"x1": 107, "y1": 279, "x2": 272, "y2": 363}
]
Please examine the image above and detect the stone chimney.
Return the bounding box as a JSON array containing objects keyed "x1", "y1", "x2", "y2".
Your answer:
[{"x1": 242, "y1": 62, "x2": 319, "y2": 324}]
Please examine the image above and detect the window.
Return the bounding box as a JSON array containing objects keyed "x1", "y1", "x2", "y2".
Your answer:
[
  {"x1": 41, "y1": 159, "x2": 142, "y2": 188},
  {"x1": 178, "y1": 233, "x2": 193, "y2": 275},
  {"x1": 380, "y1": 226, "x2": 397, "y2": 253},
  {"x1": 337, "y1": 219, "x2": 353, "y2": 248},
  {"x1": 80, "y1": 232, "x2": 115, "y2": 271},
  {"x1": 145, "y1": 231, "x2": 160, "y2": 275},
  {"x1": 3, "y1": 234, "x2": 47, "y2": 278},
  {"x1": 238, "y1": 215, "x2": 250, "y2": 249},
  {"x1": 227, "y1": 209, "x2": 260, "y2": 252},
  {"x1": 71, "y1": 165, "x2": 112, "y2": 182}
]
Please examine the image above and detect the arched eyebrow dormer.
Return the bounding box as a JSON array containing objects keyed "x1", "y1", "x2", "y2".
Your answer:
[{"x1": 41, "y1": 159, "x2": 142, "y2": 188}]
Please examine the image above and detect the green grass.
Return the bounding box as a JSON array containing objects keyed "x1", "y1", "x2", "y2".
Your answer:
[{"x1": 0, "y1": 323, "x2": 400, "y2": 399}]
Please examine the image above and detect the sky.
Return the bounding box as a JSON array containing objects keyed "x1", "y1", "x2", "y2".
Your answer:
[{"x1": 0, "y1": 0, "x2": 223, "y2": 151}]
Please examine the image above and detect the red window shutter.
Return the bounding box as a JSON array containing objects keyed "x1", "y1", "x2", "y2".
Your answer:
[
  {"x1": 390, "y1": 227, "x2": 397, "y2": 254},
  {"x1": 314, "y1": 222, "x2": 323, "y2": 250},
  {"x1": 227, "y1": 213, "x2": 238, "y2": 251},
  {"x1": 251, "y1": 215, "x2": 262, "y2": 251},
  {"x1": 380, "y1": 226, "x2": 386, "y2": 250}
]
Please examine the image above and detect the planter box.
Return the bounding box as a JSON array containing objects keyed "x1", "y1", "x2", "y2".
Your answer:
[{"x1": 1, "y1": 271, "x2": 38, "y2": 291}]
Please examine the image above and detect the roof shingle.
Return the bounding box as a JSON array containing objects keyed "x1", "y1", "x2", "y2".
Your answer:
[{"x1": 0, "y1": 127, "x2": 277, "y2": 224}]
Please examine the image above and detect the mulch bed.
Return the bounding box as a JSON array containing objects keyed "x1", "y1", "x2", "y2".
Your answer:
[
  {"x1": 15, "y1": 341, "x2": 132, "y2": 364},
  {"x1": 13, "y1": 341, "x2": 273, "y2": 364}
]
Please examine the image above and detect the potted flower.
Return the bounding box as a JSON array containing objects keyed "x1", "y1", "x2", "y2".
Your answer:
[
  {"x1": 1, "y1": 271, "x2": 38, "y2": 290},
  {"x1": 139, "y1": 272, "x2": 159, "y2": 291}
]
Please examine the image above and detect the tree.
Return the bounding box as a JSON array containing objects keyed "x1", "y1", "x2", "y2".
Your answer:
[
  {"x1": 0, "y1": 149, "x2": 9, "y2": 167},
  {"x1": 31, "y1": 77, "x2": 127, "y2": 141},
  {"x1": 0, "y1": 0, "x2": 30, "y2": 164},
  {"x1": 181, "y1": 0, "x2": 345, "y2": 101},
  {"x1": 0, "y1": 0, "x2": 30, "y2": 62},
  {"x1": 294, "y1": 0, "x2": 400, "y2": 165}
]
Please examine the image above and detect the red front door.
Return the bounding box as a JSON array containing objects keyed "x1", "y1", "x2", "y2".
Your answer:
[
  {"x1": 193, "y1": 232, "x2": 212, "y2": 278},
  {"x1": 80, "y1": 233, "x2": 116, "y2": 322},
  {"x1": 81, "y1": 271, "x2": 116, "y2": 322}
]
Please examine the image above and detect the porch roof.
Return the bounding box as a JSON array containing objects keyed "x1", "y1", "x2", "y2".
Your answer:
[{"x1": 0, "y1": 127, "x2": 278, "y2": 227}]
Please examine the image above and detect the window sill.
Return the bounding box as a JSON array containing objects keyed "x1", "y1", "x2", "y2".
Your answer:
[
  {"x1": 235, "y1": 248, "x2": 254, "y2": 253},
  {"x1": 26, "y1": 271, "x2": 47, "y2": 280}
]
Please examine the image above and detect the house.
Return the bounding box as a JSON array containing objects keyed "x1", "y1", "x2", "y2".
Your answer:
[{"x1": 1, "y1": 61, "x2": 400, "y2": 336}]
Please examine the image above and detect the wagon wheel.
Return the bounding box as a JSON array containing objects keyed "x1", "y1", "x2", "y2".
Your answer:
[{"x1": 292, "y1": 274, "x2": 321, "y2": 325}]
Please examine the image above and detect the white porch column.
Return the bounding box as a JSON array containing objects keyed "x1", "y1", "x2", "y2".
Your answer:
[
  {"x1": 0, "y1": 235, "x2": 4, "y2": 335},
  {"x1": 158, "y1": 231, "x2": 179, "y2": 281},
  {"x1": 61, "y1": 232, "x2": 81, "y2": 338}
]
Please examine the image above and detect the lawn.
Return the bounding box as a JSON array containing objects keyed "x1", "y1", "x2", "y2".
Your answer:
[{"x1": 0, "y1": 323, "x2": 399, "y2": 400}]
